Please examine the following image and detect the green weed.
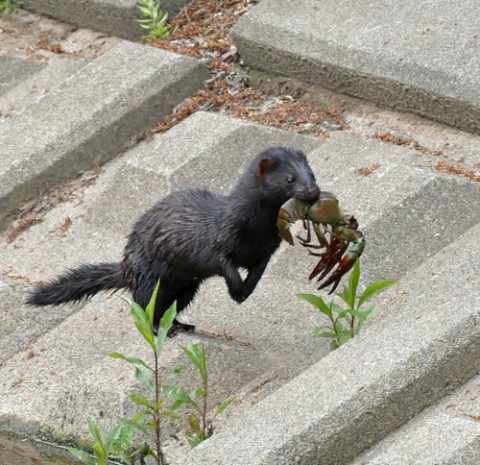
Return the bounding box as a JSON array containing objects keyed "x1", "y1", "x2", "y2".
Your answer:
[
  {"x1": 0, "y1": 0, "x2": 19, "y2": 16},
  {"x1": 69, "y1": 281, "x2": 234, "y2": 464},
  {"x1": 298, "y1": 260, "x2": 398, "y2": 350},
  {"x1": 180, "y1": 342, "x2": 235, "y2": 447},
  {"x1": 136, "y1": 0, "x2": 169, "y2": 40}
]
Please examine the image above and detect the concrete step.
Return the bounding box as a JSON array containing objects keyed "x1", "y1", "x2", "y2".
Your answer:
[
  {"x1": 0, "y1": 40, "x2": 209, "y2": 230},
  {"x1": 0, "y1": 55, "x2": 45, "y2": 98},
  {"x1": 2, "y1": 112, "x2": 480, "y2": 464},
  {"x1": 172, "y1": 219, "x2": 480, "y2": 465},
  {"x1": 83, "y1": 111, "x2": 322, "y2": 235},
  {"x1": 232, "y1": 0, "x2": 480, "y2": 134},
  {"x1": 351, "y1": 373, "x2": 480, "y2": 465},
  {"x1": 16, "y1": 0, "x2": 193, "y2": 41},
  {"x1": 0, "y1": 55, "x2": 87, "y2": 117}
]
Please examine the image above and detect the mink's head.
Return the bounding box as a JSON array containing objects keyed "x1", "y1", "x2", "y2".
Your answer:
[{"x1": 254, "y1": 147, "x2": 320, "y2": 206}]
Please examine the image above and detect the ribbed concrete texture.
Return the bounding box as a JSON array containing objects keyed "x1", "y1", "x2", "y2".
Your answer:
[
  {"x1": 1, "y1": 112, "x2": 480, "y2": 465},
  {"x1": 0, "y1": 56, "x2": 87, "y2": 116},
  {"x1": 0, "y1": 41, "x2": 208, "y2": 229},
  {"x1": 352, "y1": 370, "x2": 480, "y2": 465},
  {"x1": 232, "y1": 0, "x2": 480, "y2": 133},
  {"x1": 2, "y1": 2, "x2": 480, "y2": 464},
  {"x1": 16, "y1": 0, "x2": 193, "y2": 41},
  {"x1": 0, "y1": 55, "x2": 44, "y2": 97},
  {"x1": 172, "y1": 222, "x2": 480, "y2": 465}
]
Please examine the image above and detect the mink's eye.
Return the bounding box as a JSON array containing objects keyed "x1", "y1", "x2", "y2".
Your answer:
[{"x1": 287, "y1": 176, "x2": 295, "y2": 184}]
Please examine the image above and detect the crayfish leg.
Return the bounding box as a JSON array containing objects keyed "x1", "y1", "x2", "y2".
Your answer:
[
  {"x1": 313, "y1": 223, "x2": 331, "y2": 250},
  {"x1": 297, "y1": 219, "x2": 312, "y2": 245}
]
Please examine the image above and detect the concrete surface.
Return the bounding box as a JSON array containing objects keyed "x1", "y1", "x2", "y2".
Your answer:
[
  {"x1": 2, "y1": 111, "x2": 480, "y2": 465},
  {"x1": 172, "y1": 216, "x2": 480, "y2": 465},
  {"x1": 16, "y1": 0, "x2": 194, "y2": 41},
  {"x1": 232, "y1": 0, "x2": 480, "y2": 134},
  {"x1": 352, "y1": 371, "x2": 480, "y2": 465},
  {"x1": 1, "y1": 2, "x2": 480, "y2": 465},
  {"x1": 0, "y1": 55, "x2": 44, "y2": 98},
  {"x1": 0, "y1": 56, "x2": 87, "y2": 116},
  {"x1": 0, "y1": 40, "x2": 208, "y2": 229}
]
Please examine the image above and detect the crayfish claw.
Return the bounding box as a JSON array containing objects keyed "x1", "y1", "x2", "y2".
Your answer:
[
  {"x1": 318, "y1": 274, "x2": 342, "y2": 294},
  {"x1": 316, "y1": 247, "x2": 363, "y2": 292},
  {"x1": 309, "y1": 240, "x2": 347, "y2": 281},
  {"x1": 308, "y1": 255, "x2": 337, "y2": 281}
]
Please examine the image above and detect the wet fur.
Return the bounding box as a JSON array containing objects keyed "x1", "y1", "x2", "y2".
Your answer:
[{"x1": 27, "y1": 147, "x2": 319, "y2": 333}]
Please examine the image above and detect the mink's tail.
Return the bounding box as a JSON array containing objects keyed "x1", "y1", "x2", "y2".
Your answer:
[{"x1": 26, "y1": 262, "x2": 125, "y2": 306}]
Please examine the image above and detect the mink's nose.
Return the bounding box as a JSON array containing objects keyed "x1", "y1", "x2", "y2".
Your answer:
[{"x1": 305, "y1": 186, "x2": 320, "y2": 201}]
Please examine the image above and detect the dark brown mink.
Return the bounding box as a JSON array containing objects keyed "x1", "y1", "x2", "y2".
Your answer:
[{"x1": 27, "y1": 147, "x2": 320, "y2": 335}]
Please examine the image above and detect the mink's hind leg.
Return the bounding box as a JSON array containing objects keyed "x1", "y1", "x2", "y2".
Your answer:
[
  {"x1": 166, "y1": 281, "x2": 201, "y2": 336},
  {"x1": 145, "y1": 280, "x2": 200, "y2": 336}
]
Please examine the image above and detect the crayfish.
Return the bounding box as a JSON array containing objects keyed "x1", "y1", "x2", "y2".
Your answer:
[{"x1": 277, "y1": 192, "x2": 365, "y2": 293}]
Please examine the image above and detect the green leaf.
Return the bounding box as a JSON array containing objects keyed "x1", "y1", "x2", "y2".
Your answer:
[
  {"x1": 162, "y1": 409, "x2": 181, "y2": 419},
  {"x1": 213, "y1": 397, "x2": 235, "y2": 419},
  {"x1": 329, "y1": 302, "x2": 347, "y2": 315},
  {"x1": 313, "y1": 324, "x2": 332, "y2": 332},
  {"x1": 182, "y1": 342, "x2": 207, "y2": 383},
  {"x1": 314, "y1": 329, "x2": 337, "y2": 339},
  {"x1": 170, "y1": 388, "x2": 200, "y2": 411},
  {"x1": 168, "y1": 366, "x2": 185, "y2": 379},
  {"x1": 136, "y1": 0, "x2": 170, "y2": 40},
  {"x1": 355, "y1": 304, "x2": 377, "y2": 333},
  {"x1": 148, "y1": 29, "x2": 169, "y2": 39},
  {"x1": 361, "y1": 303, "x2": 377, "y2": 319},
  {"x1": 159, "y1": 383, "x2": 176, "y2": 395},
  {"x1": 336, "y1": 307, "x2": 351, "y2": 320},
  {"x1": 185, "y1": 433, "x2": 202, "y2": 448},
  {"x1": 337, "y1": 286, "x2": 353, "y2": 309},
  {"x1": 137, "y1": 20, "x2": 153, "y2": 27},
  {"x1": 334, "y1": 319, "x2": 344, "y2": 333},
  {"x1": 348, "y1": 309, "x2": 368, "y2": 320},
  {"x1": 337, "y1": 260, "x2": 361, "y2": 310},
  {"x1": 131, "y1": 391, "x2": 153, "y2": 409},
  {"x1": 188, "y1": 413, "x2": 202, "y2": 434},
  {"x1": 87, "y1": 418, "x2": 103, "y2": 445},
  {"x1": 297, "y1": 293, "x2": 332, "y2": 317},
  {"x1": 191, "y1": 386, "x2": 205, "y2": 400},
  {"x1": 348, "y1": 259, "x2": 361, "y2": 307},
  {"x1": 135, "y1": 366, "x2": 154, "y2": 393},
  {"x1": 358, "y1": 279, "x2": 399, "y2": 308},
  {"x1": 337, "y1": 329, "x2": 353, "y2": 347},
  {"x1": 156, "y1": 301, "x2": 177, "y2": 356},
  {"x1": 145, "y1": 279, "x2": 160, "y2": 326},
  {"x1": 125, "y1": 415, "x2": 150, "y2": 436},
  {"x1": 123, "y1": 299, "x2": 155, "y2": 350},
  {"x1": 104, "y1": 423, "x2": 128, "y2": 458},
  {"x1": 105, "y1": 423, "x2": 123, "y2": 444},
  {"x1": 92, "y1": 442, "x2": 106, "y2": 464},
  {"x1": 131, "y1": 410, "x2": 149, "y2": 424},
  {"x1": 108, "y1": 352, "x2": 151, "y2": 371},
  {"x1": 68, "y1": 448, "x2": 96, "y2": 465},
  {"x1": 330, "y1": 341, "x2": 339, "y2": 350}
]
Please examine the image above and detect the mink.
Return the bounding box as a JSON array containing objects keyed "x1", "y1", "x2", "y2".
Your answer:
[{"x1": 27, "y1": 147, "x2": 320, "y2": 335}]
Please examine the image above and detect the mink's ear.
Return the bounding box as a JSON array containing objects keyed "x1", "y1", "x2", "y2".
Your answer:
[{"x1": 257, "y1": 158, "x2": 277, "y2": 180}]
